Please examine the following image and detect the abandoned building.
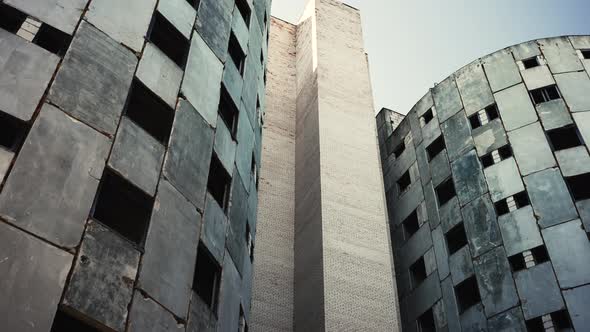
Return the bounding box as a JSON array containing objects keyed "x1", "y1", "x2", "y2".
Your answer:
[
  {"x1": 377, "y1": 36, "x2": 590, "y2": 331},
  {"x1": 0, "y1": 0, "x2": 269, "y2": 331}
]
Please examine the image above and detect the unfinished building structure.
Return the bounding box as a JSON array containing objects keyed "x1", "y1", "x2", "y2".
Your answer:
[
  {"x1": 377, "y1": 36, "x2": 590, "y2": 331},
  {"x1": 0, "y1": 0, "x2": 269, "y2": 331},
  {"x1": 251, "y1": 0, "x2": 398, "y2": 331}
]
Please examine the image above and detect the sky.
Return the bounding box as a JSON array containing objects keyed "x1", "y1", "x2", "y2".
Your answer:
[{"x1": 270, "y1": 0, "x2": 590, "y2": 114}]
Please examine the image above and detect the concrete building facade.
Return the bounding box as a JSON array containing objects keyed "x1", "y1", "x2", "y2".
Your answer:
[
  {"x1": 252, "y1": 1, "x2": 399, "y2": 331},
  {"x1": 0, "y1": 0, "x2": 270, "y2": 331},
  {"x1": 377, "y1": 36, "x2": 590, "y2": 331}
]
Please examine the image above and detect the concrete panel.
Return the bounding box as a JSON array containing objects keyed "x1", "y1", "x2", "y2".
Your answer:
[
  {"x1": 482, "y1": 49, "x2": 522, "y2": 92},
  {"x1": 487, "y1": 306, "x2": 526, "y2": 332},
  {"x1": 573, "y1": 111, "x2": 590, "y2": 145},
  {"x1": 182, "y1": 33, "x2": 224, "y2": 127},
  {"x1": 539, "y1": 37, "x2": 584, "y2": 74},
  {"x1": 473, "y1": 246, "x2": 519, "y2": 317},
  {"x1": 430, "y1": 150, "x2": 451, "y2": 187},
  {"x1": 450, "y1": 149, "x2": 488, "y2": 206},
  {"x1": 536, "y1": 99, "x2": 573, "y2": 130},
  {"x1": 49, "y1": 21, "x2": 137, "y2": 135},
  {"x1": 514, "y1": 262, "x2": 564, "y2": 319},
  {"x1": 202, "y1": 194, "x2": 229, "y2": 263},
  {"x1": 223, "y1": 59, "x2": 244, "y2": 107},
  {"x1": 439, "y1": 197, "x2": 462, "y2": 233},
  {"x1": 472, "y1": 118, "x2": 508, "y2": 156},
  {"x1": 455, "y1": 61, "x2": 495, "y2": 116},
  {"x1": 460, "y1": 304, "x2": 487, "y2": 332},
  {"x1": 569, "y1": 36, "x2": 590, "y2": 49},
  {"x1": 554, "y1": 71, "x2": 590, "y2": 112},
  {"x1": 86, "y1": 0, "x2": 156, "y2": 52},
  {"x1": 195, "y1": 0, "x2": 233, "y2": 62},
  {"x1": 163, "y1": 100, "x2": 214, "y2": 212},
  {"x1": 0, "y1": 104, "x2": 110, "y2": 248},
  {"x1": 157, "y1": 0, "x2": 196, "y2": 39},
  {"x1": 508, "y1": 122, "x2": 556, "y2": 175},
  {"x1": 139, "y1": 180, "x2": 200, "y2": 318},
  {"x1": 542, "y1": 219, "x2": 590, "y2": 288},
  {"x1": 432, "y1": 226, "x2": 450, "y2": 280},
  {"x1": 217, "y1": 251, "x2": 242, "y2": 332},
  {"x1": 432, "y1": 76, "x2": 463, "y2": 123},
  {"x1": 511, "y1": 40, "x2": 541, "y2": 61},
  {"x1": 415, "y1": 142, "x2": 431, "y2": 185},
  {"x1": 0, "y1": 222, "x2": 72, "y2": 332},
  {"x1": 412, "y1": 91, "x2": 435, "y2": 117},
  {"x1": 232, "y1": 5, "x2": 251, "y2": 52},
  {"x1": 423, "y1": 181, "x2": 440, "y2": 227},
  {"x1": 494, "y1": 83, "x2": 538, "y2": 131},
  {"x1": 128, "y1": 296, "x2": 184, "y2": 332},
  {"x1": 441, "y1": 110, "x2": 475, "y2": 162},
  {"x1": 5, "y1": 0, "x2": 87, "y2": 34},
  {"x1": 524, "y1": 168, "x2": 577, "y2": 228},
  {"x1": 498, "y1": 206, "x2": 543, "y2": 257},
  {"x1": 399, "y1": 224, "x2": 432, "y2": 271},
  {"x1": 403, "y1": 272, "x2": 442, "y2": 323},
  {"x1": 521, "y1": 65, "x2": 555, "y2": 91},
  {"x1": 0, "y1": 29, "x2": 59, "y2": 121},
  {"x1": 187, "y1": 295, "x2": 217, "y2": 332},
  {"x1": 484, "y1": 158, "x2": 525, "y2": 202},
  {"x1": 462, "y1": 195, "x2": 502, "y2": 258},
  {"x1": 441, "y1": 277, "x2": 461, "y2": 332},
  {"x1": 449, "y1": 246, "x2": 474, "y2": 286},
  {"x1": 63, "y1": 221, "x2": 140, "y2": 331},
  {"x1": 109, "y1": 118, "x2": 165, "y2": 196},
  {"x1": 0, "y1": 149, "x2": 13, "y2": 182},
  {"x1": 214, "y1": 116, "x2": 237, "y2": 175},
  {"x1": 136, "y1": 42, "x2": 184, "y2": 108},
  {"x1": 555, "y1": 146, "x2": 590, "y2": 176},
  {"x1": 421, "y1": 113, "x2": 443, "y2": 148},
  {"x1": 562, "y1": 284, "x2": 590, "y2": 331},
  {"x1": 236, "y1": 103, "x2": 255, "y2": 191},
  {"x1": 227, "y1": 170, "x2": 248, "y2": 275},
  {"x1": 577, "y1": 199, "x2": 590, "y2": 231}
]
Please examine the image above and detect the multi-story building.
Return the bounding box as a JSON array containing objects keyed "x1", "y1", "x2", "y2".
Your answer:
[
  {"x1": 377, "y1": 36, "x2": 590, "y2": 331},
  {"x1": 0, "y1": 0, "x2": 270, "y2": 331}
]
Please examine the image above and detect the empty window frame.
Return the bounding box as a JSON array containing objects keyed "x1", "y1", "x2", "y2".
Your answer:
[
  {"x1": 417, "y1": 309, "x2": 436, "y2": 332},
  {"x1": 480, "y1": 145, "x2": 513, "y2": 168},
  {"x1": 235, "y1": 0, "x2": 252, "y2": 26},
  {"x1": 454, "y1": 276, "x2": 481, "y2": 313},
  {"x1": 546, "y1": 125, "x2": 584, "y2": 151},
  {"x1": 218, "y1": 86, "x2": 239, "y2": 138},
  {"x1": 530, "y1": 245, "x2": 550, "y2": 265},
  {"x1": 0, "y1": 111, "x2": 28, "y2": 151},
  {"x1": 426, "y1": 136, "x2": 446, "y2": 161},
  {"x1": 393, "y1": 141, "x2": 406, "y2": 159},
  {"x1": 409, "y1": 257, "x2": 427, "y2": 289},
  {"x1": 468, "y1": 113, "x2": 482, "y2": 130},
  {"x1": 397, "y1": 170, "x2": 411, "y2": 193},
  {"x1": 435, "y1": 178, "x2": 456, "y2": 207},
  {"x1": 0, "y1": 3, "x2": 26, "y2": 33},
  {"x1": 147, "y1": 12, "x2": 190, "y2": 68},
  {"x1": 51, "y1": 308, "x2": 101, "y2": 332},
  {"x1": 33, "y1": 23, "x2": 72, "y2": 56},
  {"x1": 485, "y1": 104, "x2": 499, "y2": 121},
  {"x1": 92, "y1": 168, "x2": 154, "y2": 246},
  {"x1": 228, "y1": 33, "x2": 246, "y2": 76},
  {"x1": 551, "y1": 310, "x2": 573, "y2": 330},
  {"x1": 207, "y1": 153, "x2": 232, "y2": 212},
  {"x1": 522, "y1": 57, "x2": 540, "y2": 69},
  {"x1": 445, "y1": 223, "x2": 468, "y2": 255},
  {"x1": 530, "y1": 85, "x2": 561, "y2": 104},
  {"x1": 421, "y1": 108, "x2": 434, "y2": 126},
  {"x1": 494, "y1": 191, "x2": 530, "y2": 216},
  {"x1": 508, "y1": 253, "x2": 526, "y2": 272},
  {"x1": 402, "y1": 210, "x2": 420, "y2": 239},
  {"x1": 581, "y1": 49, "x2": 590, "y2": 60},
  {"x1": 565, "y1": 173, "x2": 590, "y2": 201},
  {"x1": 124, "y1": 79, "x2": 175, "y2": 144},
  {"x1": 193, "y1": 243, "x2": 222, "y2": 312}
]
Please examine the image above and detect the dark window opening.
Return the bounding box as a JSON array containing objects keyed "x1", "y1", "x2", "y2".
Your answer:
[
  {"x1": 397, "y1": 171, "x2": 411, "y2": 193},
  {"x1": 0, "y1": 3, "x2": 26, "y2": 34},
  {"x1": 551, "y1": 310, "x2": 573, "y2": 330},
  {"x1": 393, "y1": 141, "x2": 406, "y2": 159},
  {"x1": 485, "y1": 104, "x2": 499, "y2": 121},
  {"x1": 260, "y1": 52, "x2": 264, "y2": 66},
  {"x1": 481, "y1": 154, "x2": 494, "y2": 168},
  {"x1": 436, "y1": 178, "x2": 456, "y2": 207},
  {"x1": 92, "y1": 168, "x2": 153, "y2": 246},
  {"x1": 246, "y1": 224, "x2": 254, "y2": 263},
  {"x1": 409, "y1": 257, "x2": 427, "y2": 289},
  {"x1": 525, "y1": 316, "x2": 544, "y2": 332},
  {"x1": 508, "y1": 253, "x2": 526, "y2": 272},
  {"x1": 193, "y1": 243, "x2": 221, "y2": 312},
  {"x1": 565, "y1": 173, "x2": 590, "y2": 201},
  {"x1": 547, "y1": 125, "x2": 583, "y2": 151},
  {"x1": 422, "y1": 108, "x2": 434, "y2": 125},
  {"x1": 207, "y1": 154, "x2": 231, "y2": 212},
  {"x1": 530, "y1": 85, "x2": 560, "y2": 104},
  {"x1": 426, "y1": 136, "x2": 446, "y2": 161},
  {"x1": 218, "y1": 86, "x2": 239, "y2": 138},
  {"x1": 402, "y1": 210, "x2": 420, "y2": 239},
  {"x1": 51, "y1": 308, "x2": 101, "y2": 332},
  {"x1": 33, "y1": 23, "x2": 72, "y2": 56},
  {"x1": 228, "y1": 33, "x2": 246, "y2": 76},
  {"x1": 469, "y1": 114, "x2": 482, "y2": 130},
  {"x1": 239, "y1": 306, "x2": 248, "y2": 332},
  {"x1": 186, "y1": 0, "x2": 200, "y2": 10},
  {"x1": 235, "y1": 0, "x2": 252, "y2": 26},
  {"x1": 251, "y1": 155, "x2": 259, "y2": 189},
  {"x1": 513, "y1": 191, "x2": 530, "y2": 209},
  {"x1": 445, "y1": 223, "x2": 468, "y2": 255},
  {"x1": 417, "y1": 309, "x2": 436, "y2": 332},
  {"x1": 581, "y1": 50, "x2": 590, "y2": 60},
  {"x1": 263, "y1": 11, "x2": 268, "y2": 28},
  {"x1": 147, "y1": 12, "x2": 190, "y2": 68},
  {"x1": 455, "y1": 276, "x2": 481, "y2": 313},
  {"x1": 498, "y1": 145, "x2": 513, "y2": 160},
  {"x1": 531, "y1": 245, "x2": 550, "y2": 265},
  {"x1": 0, "y1": 111, "x2": 28, "y2": 152},
  {"x1": 124, "y1": 79, "x2": 175, "y2": 144},
  {"x1": 494, "y1": 199, "x2": 510, "y2": 216},
  {"x1": 522, "y1": 57, "x2": 540, "y2": 69}
]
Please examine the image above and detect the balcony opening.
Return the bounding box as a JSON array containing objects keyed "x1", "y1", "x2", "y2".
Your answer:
[
  {"x1": 207, "y1": 153, "x2": 231, "y2": 212},
  {"x1": 397, "y1": 170, "x2": 411, "y2": 194},
  {"x1": 193, "y1": 243, "x2": 221, "y2": 312},
  {"x1": 426, "y1": 136, "x2": 446, "y2": 161},
  {"x1": 92, "y1": 168, "x2": 153, "y2": 246},
  {"x1": 485, "y1": 104, "x2": 499, "y2": 121},
  {"x1": 581, "y1": 50, "x2": 590, "y2": 59},
  {"x1": 494, "y1": 199, "x2": 510, "y2": 216},
  {"x1": 454, "y1": 276, "x2": 481, "y2": 313},
  {"x1": 0, "y1": 3, "x2": 26, "y2": 34},
  {"x1": 531, "y1": 245, "x2": 550, "y2": 265},
  {"x1": 0, "y1": 111, "x2": 28, "y2": 152},
  {"x1": 409, "y1": 257, "x2": 427, "y2": 289},
  {"x1": 522, "y1": 57, "x2": 540, "y2": 69},
  {"x1": 51, "y1": 308, "x2": 100, "y2": 332},
  {"x1": 218, "y1": 86, "x2": 239, "y2": 138},
  {"x1": 525, "y1": 316, "x2": 544, "y2": 332},
  {"x1": 422, "y1": 108, "x2": 434, "y2": 126},
  {"x1": 124, "y1": 79, "x2": 175, "y2": 144},
  {"x1": 33, "y1": 23, "x2": 72, "y2": 56},
  {"x1": 481, "y1": 154, "x2": 494, "y2": 168},
  {"x1": 402, "y1": 210, "x2": 420, "y2": 239},
  {"x1": 498, "y1": 145, "x2": 513, "y2": 159},
  {"x1": 235, "y1": 0, "x2": 252, "y2": 26},
  {"x1": 513, "y1": 191, "x2": 530, "y2": 209},
  {"x1": 552, "y1": 310, "x2": 573, "y2": 330},
  {"x1": 147, "y1": 12, "x2": 190, "y2": 68},
  {"x1": 547, "y1": 125, "x2": 583, "y2": 151},
  {"x1": 445, "y1": 223, "x2": 468, "y2": 255},
  {"x1": 393, "y1": 141, "x2": 406, "y2": 159},
  {"x1": 508, "y1": 253, "x2": 526, "y2": 272},
  {"x1": 468, "y1": 114, "x2": 482, "y2": 130},
  {"x1": 435, "y1": 178, "x2": 456, "y2": 207},
  {"x1": 530, "y1": 85, "x2": 560, "y2": 104},
  {"x1": 228, "y1": 33, "x2": 246, "y2": 76},
  {"x1": 417, "y1": 308, "x2": 436, "y2": 332},
  {"x1": 565, "y1": 173, "x2": 590, "y2": 201}
]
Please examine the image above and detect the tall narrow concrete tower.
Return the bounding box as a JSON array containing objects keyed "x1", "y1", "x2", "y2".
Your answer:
[{"x1": 252, "y1": 1, "x2": 399, "y2": 330}]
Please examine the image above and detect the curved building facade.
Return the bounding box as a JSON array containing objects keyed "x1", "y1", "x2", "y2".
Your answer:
[
  {"x1": 0, "y1": 0, "x2": 269, "y2": 331},
  {"x1": 377, "y1": 36, "x2": 590, "y2": 331}
]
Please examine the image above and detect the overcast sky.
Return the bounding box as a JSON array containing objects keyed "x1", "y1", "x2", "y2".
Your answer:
[{"x1": 270, "y1": 0, "x2": 589, "y2": 114}]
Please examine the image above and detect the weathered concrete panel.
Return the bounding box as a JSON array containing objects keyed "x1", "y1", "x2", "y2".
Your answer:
[
  {"x1": 202, "y1": 194, "x2": 229, "y2": 263},
  {"x1": 450, "y1": 149, "x2": 487, "y2": 206},
  {"x1": 421, "y1": 114, "x2": 442, "y2": 148},
  {"x1": 441, "y1": 277, "x2": 461, "y2": 332},
  {"x1": 227, "y1": 170, "x2": 248, "y2": 275},
  {"x1": 5, "y1": 0, "x2": 87, "y2": 34},
  {"x1": 449, "y1": 246, "x2": 474, "y2": 286},
  {"x1": 539, "y1": 36, "x2": 584, "y2": 74},
  {"x1": 236, "y1": 102, "x2": 255, "y2": 191},
  {"x1": 439, "y1": 196, "x2": 462, "y2": 233},
  {"x1": 423, "y1": 181, "x2": 440, "y2": 227},
  {"x1": 494, "y1": 83, "x2": 538, "y2": 131},
  {"x1": 577, "y1": 199, "x2": 590, "y2": 231},
  {"x1": 432, "y1": 226, "x2": 450, "y2": 280},
  {"x1": 498, "y1": 206, "x2": 543, "y2": 257},
  {"x1": 399, "y1": 224, "x2": 432, "y2": 271},
  {"x1": 402, "y1": 272, "x2": 442, "y2": 323},
  {"x1": 214, "y1": 116, "x2": 237, "y2": 175},
  {"x1": 136, "y1": 42, "x2": 184, "y2": 108},
  {"x1": 555, "y1": 146, "x2": 590, "y2": 176},
  {"x1": 195, "y1": 0, "x2": 233, "y2": 62},
  {"x1": 521, "y1": 65, "x2": 555, "y2": 91},
  {"x1": 49, "y1": 21, "x2": 137, "y2": 135},
  {"x1": 441, "y1": 110, "x2": 475, "y2": 161},
  {"x1": 232, "y1": 5, "x2": 251, "y2": 52},
  {"x1": 511, "y1": 40, "x2": 541, "y2": 61},
  {"x1": 536, "y1": 99, "x2": 573, "y2": 130},
  {"x1": 128, "y1": 296, "x2": 184, "y2": 332},
  {"x1": 392, "y1": 181, "x2": 424, "y2": 226},
  {"x1": 514, "y1": 262, "x2": 564, "y2": 319},
  {"x1": 573, "y1": 111, "x2": 590, "y2": 145},
  {"x1": 455, "y1": 61, "x2": 494, "y2": 116},
  {"x1": 223, "y1": 60, "x2": 244, "y2": 107},
  {"x1": 482, "y1": 49, "x2": 522, "y2": 92},
  {"x1": 554, "y1": 71, "x2": 590, "y2": 112},
  {"x1": 487, "y1": 306, "x2": 526, "y2": 332},
  {"x1": 433, "y1": 76, "x2": 463, "y2": 123},
  {"x1": 430, "y1": 150, "x2": 451, "y2": 187},
  {"x1": 0, "y1": 104, "x2": 110, "y2": 248},
  {"x1": 157, "y1": 0, "x2": 196, "y2": 39},
  {"x1": 524, "y1": 168, "x2": 577, "y2": 228},
  {"x1": 484, "y1": 158, "x2": 524, "y2": 202},
  {"x1": 562, "y1": 284, "x2": 590, "y2": 331},
  {"x1": 187, "y1": 294, "x2": 217, "y2": 332},
  {"x1": 462, "y1": 195, "x2": 502, "y2": 258},
  {"x1": 508, "y1": 122, "x2": 556, "y2": 175},
  {"x1": 0, "y1": 222, "x2": 72, "y2": 332},
  {"x1": 217, "y1": 251, "x2": 242, "y2": 332},
  {"x1": 472, "y1": 119, "x2": 508, "y2": 156},
  {"x1": 0, "y1": 149, "x2": 14, "y2": 182},
  {"x1": 460, "y1": 304, "x2": 487, "y2": 332}
]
